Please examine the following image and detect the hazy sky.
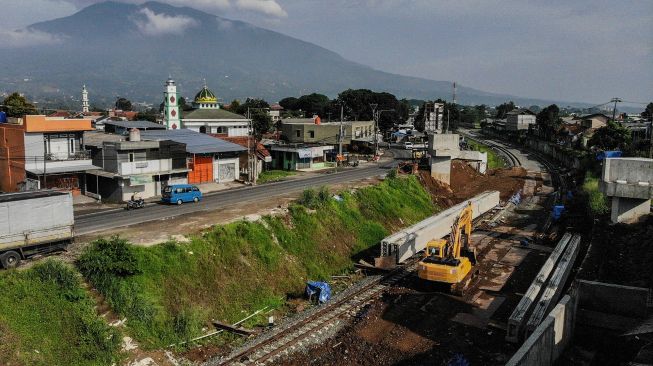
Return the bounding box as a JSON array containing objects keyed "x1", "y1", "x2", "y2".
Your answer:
[{"x1": 2, "y1": 0, "x2": 652, "y2": 105}]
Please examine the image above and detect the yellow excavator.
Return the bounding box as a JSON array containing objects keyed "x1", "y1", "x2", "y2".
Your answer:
[{"x1": 417, "y1": 202, "x2": 478, "y2": 295}]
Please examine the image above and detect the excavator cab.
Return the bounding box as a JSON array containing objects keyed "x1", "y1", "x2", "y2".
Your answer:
[{"x1": 417, "y1": 202, "x2": 477, "y2": 292}]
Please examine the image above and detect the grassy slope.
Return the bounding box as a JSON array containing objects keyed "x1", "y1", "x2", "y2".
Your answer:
[
  {"x1": 0, "y1": 261, "x2": 120, "y2": 366},
  {"x1": 467, "y1": 139, "x2": 507, "y2": 169},
  {"x1": 77, "y1": 176, "x2": 436, "y2": 348},
  {"x1": 582, "y1": 171, "x2": 609, "y2": 216},
  {"x1": 257, "y1": 170, "x2": 297, "y2": 184}
]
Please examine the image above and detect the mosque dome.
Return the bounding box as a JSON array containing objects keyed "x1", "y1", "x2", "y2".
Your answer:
[{"x1": 194, "y1": 86, "x2": 218, "y2": 103}]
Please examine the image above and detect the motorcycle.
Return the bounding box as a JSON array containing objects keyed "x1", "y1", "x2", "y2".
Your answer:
[{"x1": 125, "y1": 198, "x2": 145, "y2": 210}]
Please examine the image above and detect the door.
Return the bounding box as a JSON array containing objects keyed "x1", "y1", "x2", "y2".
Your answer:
[{"x1": 188, "y1": 156, "x2": 213, "y2": 184}]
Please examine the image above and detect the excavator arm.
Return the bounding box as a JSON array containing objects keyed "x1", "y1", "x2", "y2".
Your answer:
[{"x1": 449, "y1": 202, "x2": 473, "y2": 259}]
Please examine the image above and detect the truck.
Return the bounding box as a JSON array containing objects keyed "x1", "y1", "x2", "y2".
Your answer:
[{"x1": 0, "y1": 190, "x2": 74, "y2": 269}]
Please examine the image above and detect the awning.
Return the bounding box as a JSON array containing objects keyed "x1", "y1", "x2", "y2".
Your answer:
[{"x1": 27, "y1": 164, "x2": 102, "y2": 175}]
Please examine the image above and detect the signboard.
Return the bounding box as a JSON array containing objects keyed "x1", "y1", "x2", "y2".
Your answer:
[
  {"x1": 130, "y1": 175, "x2": 153, "y2": 185},
  {"x1": 297, "y1": 148, "x2": 312, "y2": 159},
  {"x1": 311, "y1": 147, "x2": 324, "y2": 158}
]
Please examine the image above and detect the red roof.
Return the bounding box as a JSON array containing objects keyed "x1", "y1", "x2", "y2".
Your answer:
[{"x1": 215, "y1": 135, "x2": 271, "y2": 159}]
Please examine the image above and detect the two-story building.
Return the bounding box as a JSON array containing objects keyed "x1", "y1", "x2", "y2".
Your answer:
[
  {"x1": 279, "y1": 118, "x2": 375, "y2": 145},
  {"x1": 84, "y1": 129, "x2": 188, "y2": 202},
  {"x1": 506, "y1": 109, "x2": 536, "y2": 131},
  {"x1": 580, "y1": 113, "x2": 610, "y2": 130},
  {"x1": 0, "y1": 115, "x2": 101, "y2": 194}
]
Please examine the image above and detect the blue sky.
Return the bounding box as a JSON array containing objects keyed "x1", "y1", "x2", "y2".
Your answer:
[{"x1": 1, "y1": 0, "x2": 652, "y2": 105}]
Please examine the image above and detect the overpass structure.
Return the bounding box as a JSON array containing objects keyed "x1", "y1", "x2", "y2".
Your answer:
[{"x1": 600, "y1": 157, "x2": 653, "y2": 223}]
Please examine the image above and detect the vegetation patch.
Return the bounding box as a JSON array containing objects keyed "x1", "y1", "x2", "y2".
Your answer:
[
  {"x1": 77, "y1": 176, "x2": 436, "y2": 348},
  {"x1": 582, "y1": 171, "x2": 609, "y2": 216},
  {"x1": 0, "y1": 260, "x2": 120, "y2": 366},
  {"x1": 257, "y1": 170, "x2": 297, "y2": 184},
  {"x1": 467, "y1": 139, "x2": 507, "y2": 169}
]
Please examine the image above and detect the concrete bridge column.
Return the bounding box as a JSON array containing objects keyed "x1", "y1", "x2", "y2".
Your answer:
[{"x1": 600, "y1": 157, "x2": 653, "y2": 224}]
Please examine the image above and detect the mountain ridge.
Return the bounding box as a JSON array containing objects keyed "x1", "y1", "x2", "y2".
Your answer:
[{"x1": 0, "y1": 1, "x2": 588, "y2": 108}]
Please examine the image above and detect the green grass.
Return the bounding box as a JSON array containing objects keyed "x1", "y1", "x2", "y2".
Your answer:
[
  {"x1": 257, "y1": 170, "x2": 297, "y2": 184},
  {"x1": 0, "y1": 260, "x2": 120, "y2": 366},
  {"x1": 467, "y1": 139, "x2": 507, "y2": 169},
  {"x1": 77, "y1": 176, "x2": 437, "y2": 349},
  {"x1": 582, "y1": 171, "x2": 609, "y2": 216}
]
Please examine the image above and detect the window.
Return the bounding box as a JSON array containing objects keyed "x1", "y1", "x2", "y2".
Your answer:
[
  {"x1": 192, "y1": 187, "x2": 199, "y2": 191},
  {"x1": 185, "y1": 187, "x2": 192, "y2": 193},
  {"x1": 176, "y1": 188, "x2": 184, "y2": 193},
  {"x1": 296, "y1": 130, "x2": 301, "y2": 137},
  {"x1": 309, "y1": 130, "x2": 315, "y2": 138},
  {"x1": 129, "y1": 153, "x2": 134, "y2": 162}
]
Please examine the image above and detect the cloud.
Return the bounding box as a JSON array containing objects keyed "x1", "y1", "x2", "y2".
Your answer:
[
  {"x1": 0, "y1": 28, "x2": 66, "y2": 48},
  {"x1": 133, "y1": 8, "x2": 200, "y2": 36},
  {"x1": 234, "y1": 0, "x2": 287, "y2": 17}
]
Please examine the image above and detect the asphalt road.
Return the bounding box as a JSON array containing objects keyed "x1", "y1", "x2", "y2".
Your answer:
[{"x1": 75, "y1": 164, "x2": 391, "y2": 235}]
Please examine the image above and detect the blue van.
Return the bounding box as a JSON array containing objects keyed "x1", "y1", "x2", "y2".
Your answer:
[{"x1": 162, "y1": 184, "x2": 202, "y2": 205}]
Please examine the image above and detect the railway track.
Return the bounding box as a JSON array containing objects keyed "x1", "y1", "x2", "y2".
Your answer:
[
  {"x1": 211, "y1": 262, "x2": 418, "y2": 365},
  {"x1": 462, "y1": 133, "x2": 522, "y2": 168},
  {"x1": 210, "y1": 210, "x2": 499, "y2": 366}
]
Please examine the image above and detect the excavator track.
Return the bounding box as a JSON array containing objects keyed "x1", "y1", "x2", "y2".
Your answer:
[{"x1": 450, "y1": 268, "x2": 480, "y2": 297}]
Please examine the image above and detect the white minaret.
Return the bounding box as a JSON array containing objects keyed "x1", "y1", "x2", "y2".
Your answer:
[
  {"x1": 163, "y1": 78, "x2": 180, "y2": 129},
  {"x1": 81, "y1": 84, "x2": 89, "y2": 113}
]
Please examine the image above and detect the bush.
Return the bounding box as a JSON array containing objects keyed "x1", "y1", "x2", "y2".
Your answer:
[
  {"x1": 77, "y1": 236, "x2": 141, "y2": 285},
  {"x1": 582, "y1": 172, "x2": 609, "y2": 216}
]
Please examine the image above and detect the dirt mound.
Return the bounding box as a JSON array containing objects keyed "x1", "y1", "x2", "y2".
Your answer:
[{"x1": 419, "y1": 161, "x2": 528, "y2": 208}]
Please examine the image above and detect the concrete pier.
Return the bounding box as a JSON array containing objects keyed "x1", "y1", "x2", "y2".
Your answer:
[
  {"x1": 600, "y1": 157, "x2": 653, "y2": 223},
  {"x1": 428, "y1": 134, "x2": 459, "y2": 185}
]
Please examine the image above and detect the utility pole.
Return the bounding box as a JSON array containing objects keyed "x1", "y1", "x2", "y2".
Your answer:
[
  {"x1": 370, "y1": 103, "x2": 378, "y2": 156},
  {"x1": 43, "y1": 140, "x2": 47, "y2": 189},
  {"x1": 610, "y1": 97, "x2": 622, "y2": 122},
  {"x1": 247, "y1": 107, "x2": 252, "y2": 184}
]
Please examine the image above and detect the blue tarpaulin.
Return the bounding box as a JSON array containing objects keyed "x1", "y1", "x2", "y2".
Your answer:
[
  {"x1": 552, "y1": 205, "x2": 565, "y2": 221},
  {"x1": 596, "y1": 151, "x2": 622, "y2": 160},
  {"x1": 305, "y1": 281, "x2": 331, "y2": 304}
]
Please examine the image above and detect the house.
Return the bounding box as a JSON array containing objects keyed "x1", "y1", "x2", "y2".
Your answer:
[
  {"x1": 580, "y1": 113, "x2": 610, "y2": 130},
  {"x1": 0, "y1": 115, "x2": 101, "y2": 194},
  {"x1": 140, "y1": 129, "x2": 246, "y2": 184},
  {"x1": 217, "y1": 136, "x2": 271, "y2": 179},
  {"x1": 279, "y1": 118, "x2": 375, "y2": 147},
  {"x1": 506, "y1": 109, "x2": 536, "y2": 131},
  {"x1": 83, "y1": 130, "x2": 188, "y2": 202},
  {"x1": 269, "y1": 144, "x2": 336, "y2": 171},
  {"x1": 268, "y1": 104, "x2": 283, "y2": 123}
]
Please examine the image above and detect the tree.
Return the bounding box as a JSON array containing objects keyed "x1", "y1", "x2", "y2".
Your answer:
[
  {"x1": 295, "y1": 93, "x2": 330, "y2": 117},
  {"x1": 235, "y1": 98, "x2": 269, "y2": 116},
  {"x1": 135, "y1": 108, "x2": 159, "y2": 122},
  {"x1": 536, "y1": 104, "x2": 562, "y2": 141},
  {"x1": 495, "y1": 101, "x2": 515, "y2": 119},
  {"x1": 278, "y1": 97, "x2": 299, "y2": 111},
  {"x1": 588, "y1": 120, "x2": 632, "y2": 151},
  {"x1": 115, "y1": 97, "x2": 132, "y2": 111},
  {"x1": 641, "y1": 102, "x2": 653, "y2": 121},
  {"x1": 251, "y1": 110, "x2": 272, "y2": 137},
  {"x1": 3, "y1": 92, "x2": 37, "y2": 117}
]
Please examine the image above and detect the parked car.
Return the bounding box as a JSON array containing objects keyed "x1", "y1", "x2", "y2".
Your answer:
[
  {"x1": 162, "y1": 184, "x2": 202, "y2": 205},
  {"x1": 404, "y1": 141, "x2": 414, "y2": 150}
]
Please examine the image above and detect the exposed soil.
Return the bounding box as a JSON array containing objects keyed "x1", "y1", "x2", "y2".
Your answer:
[
  {"x1": 419, "y1": 161, "x2": 529, "y2": 209},
  {"x1": 277, "y1": 166, "x2": 555, "y2": 366}
]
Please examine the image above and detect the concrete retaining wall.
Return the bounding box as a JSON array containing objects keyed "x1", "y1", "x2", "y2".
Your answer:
[
  {"x1": 380, "y1": 190, "x2": 500, "y2": 263},
  {"x1": 577, "y1": 280, "x2": 649, "y2": 318}
]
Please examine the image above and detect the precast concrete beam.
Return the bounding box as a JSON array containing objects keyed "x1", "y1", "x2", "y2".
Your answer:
[
  {"x1": 380, "y1": 190, "x2": 500, "y2": 264},
  {"x1": 506, "y1": 233, "x2": 573, "y2": 343},
  {"x1": 525, "y1": 234, "x2": 581, "y2": 336}
]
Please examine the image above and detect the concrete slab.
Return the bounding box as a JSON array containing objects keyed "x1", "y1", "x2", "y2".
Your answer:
[
  {"x1": 479, "y1": 263, "x2": 516, "y2": 292},
  {"x1": 500, "y1": 247, "x2": 531, "y2": 266}
]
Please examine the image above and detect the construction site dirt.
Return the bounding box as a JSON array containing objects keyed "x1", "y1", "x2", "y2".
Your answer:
[
  {"x1": 276, "y1": 164, "x2": 557, "y2": 366},
  {"x1": 419, "y1": 161, "x2": 532, "y2": 209}
]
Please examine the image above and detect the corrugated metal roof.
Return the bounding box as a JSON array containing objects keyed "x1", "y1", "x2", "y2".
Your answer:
[
  {"x1": 103, "y1": 120, "x2": 167, "y2": 129},
  {"x1": 140, "y1": 129, "x2": 246, "y2": 154}
]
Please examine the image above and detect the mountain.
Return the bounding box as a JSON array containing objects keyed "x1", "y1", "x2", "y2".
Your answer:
[{"x1": 0, "y1": 1, "x2": 578, "y2": 107}]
